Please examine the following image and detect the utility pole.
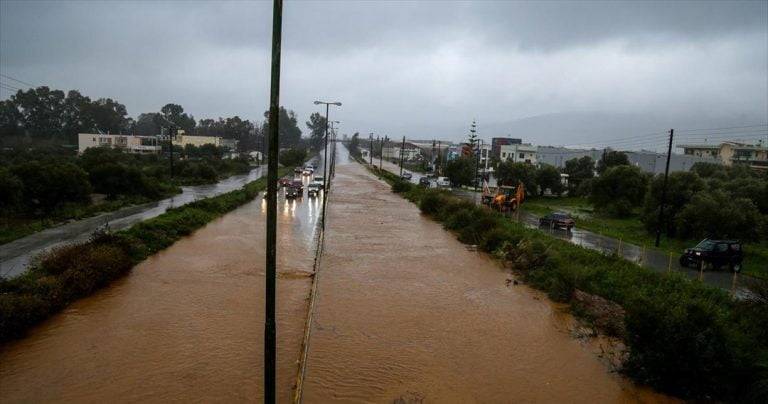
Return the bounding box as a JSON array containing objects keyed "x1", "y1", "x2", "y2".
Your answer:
[
  {"x1": 264, "y1": 0, "x2": 282, "y2": 402},
  {"x1": 432, "y1": 139, "x2": 436, "y2": 172},
  {"x1": 655, "y1": 129, "x2": 674, "y2": 247},
  {"x1": 438, "y1": 140, "x2": 442, "y2": 176},
  {"x1": 379, "y1": 136, "x2": 384, "y2": 172},
  {"x1": 399, "y1": 136, "x2": 406, "y2": 177},
  {"x1": 168, "y1": 125, "x2": 175, "y2": 178},
  {"x1": 369, "y1": 133, "x2": 373, "y2": 165}
]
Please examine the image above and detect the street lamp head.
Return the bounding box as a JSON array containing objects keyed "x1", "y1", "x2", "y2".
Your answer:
[
  {"x1": 332, "y1": 102, "x2": 342, "y2": 106},
  {"x1": 313, "y1": 101, "x2": 322, "y2": 105}
]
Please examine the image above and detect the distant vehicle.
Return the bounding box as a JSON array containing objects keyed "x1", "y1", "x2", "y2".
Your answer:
[
  {"x1": 314, "y1": 176, "x2": 325, "y2": 189},
  {"x1": 436, "y1": 176, "x2": 451, "y2": 187},
  {"x1": 307, "y1": 183, "x2": 321, "y2": 197},
  {"x1": 484, "y1": 182, "x2": 525, "y2": 213},
  {"x1": 302, "y1": 169, "x2": 313, "y2": 176},
  {"x1": 294, "y1": 167, "x2": 303, "y2": 174},
  {"x1": 401, "y1": 172, "x2": 413, "y2": 180},
  {"x1": 278, "y1": 178, "x2": 292, "y2": 187},
  {"x1": 419, "y1": 177, "x2": 431, "y2": 187},
  {"x1": 285, "y1": 186, "x2": 300, "y2": 199},
  {"x1": 539, "y1": 212, "x2": 575, "y2": 230},
  {"x1": 290, "y1": 179, "x2": 304, "y2": 192},
  {"x1": 680, "y1": 239, "x2": 743, "y2": 272}
]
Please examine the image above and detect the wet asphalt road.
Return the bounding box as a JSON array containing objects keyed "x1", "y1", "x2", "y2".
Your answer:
[{"x1": 376, "y1": 159, "x2": 754, "y2": 297}]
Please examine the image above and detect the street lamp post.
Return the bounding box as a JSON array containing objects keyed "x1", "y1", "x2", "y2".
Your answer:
[
  {"x1": 369, "y1": 133, "x2": 374, "y2": 165},
  {"x1": 313, "y1": 100, "x2": 341, "y2": 224}
]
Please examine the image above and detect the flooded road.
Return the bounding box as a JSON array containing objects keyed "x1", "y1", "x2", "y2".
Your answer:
[
  {"x1": 1, "y1": 166, "x2": 268, "y2": 278},
  {"x1": 301, "y1": 147, "x2": 673, "y2": 403},
  {"x1": 0, "y1": 161, "x2": 325, "y2": 402}
]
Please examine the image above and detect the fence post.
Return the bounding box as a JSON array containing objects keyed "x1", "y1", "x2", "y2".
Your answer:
[{"x1": 617, "y1": 238, "x2": 622, "y2": 256}]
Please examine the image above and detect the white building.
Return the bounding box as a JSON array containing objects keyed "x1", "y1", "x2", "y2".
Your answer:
[
  {"x1": 678, "y1": 142, "x2": 767, "y2": 170},
  {"x1": 382, "y1": 141, "x2": 422, "y2": 161},
  {"x1": 175, "y1": 131, "x2": 224, "y2": 148},
  {"x1": 499, "y1": 143, "x2": 537, "y2": 164},
  {"x1": 78, "y1": 133, "x2": 161, "y2": 154}
]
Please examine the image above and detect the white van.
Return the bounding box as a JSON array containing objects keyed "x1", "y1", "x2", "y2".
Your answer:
[{"x1": 436, "y1": 177, "x2": 451, "y2": 187}]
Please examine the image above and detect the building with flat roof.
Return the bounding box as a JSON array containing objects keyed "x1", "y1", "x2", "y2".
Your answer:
[
  {"x1": 78, "y1": 133, "x2": 161, "y2": 154},
  {"x1": 499, "y1": 143, "x2": 537, "y2": 164},
  {"x1": 491, "y1": 137, "x2": 522, "y2": 158},
  {"x1": 678, "y1": 141, "x2": 767, "y2": 170}
]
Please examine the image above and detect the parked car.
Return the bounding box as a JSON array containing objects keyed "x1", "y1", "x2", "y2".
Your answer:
[
  {"x1": 285, "y1": 186, "x2": 300, "y2": 199},
  {"x1": 401, "y1": 172, "x2": 413, "y2": 180},
  {"x1": 307, "y1": 183, "x2": 321, "y2": 197},
  {"x1": 419, "y1": 177, "x2": 431, "y2": 187},
  {"x1": 436, "y1": 176, "x2": 451, "y2": 187},
  {"x1": 539, "y1": 212, "x2": 575, "y2": 229},
  {"x1": 680, "y1": 239, "x2": 743, "y2": 272}
]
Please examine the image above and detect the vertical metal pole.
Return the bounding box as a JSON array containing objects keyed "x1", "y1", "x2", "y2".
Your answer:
[
  {"x1": 265, "y1": 0, "x2": 282, "y2": 402},
  {"x1": 655, "y1": 129, "x2": 674, "y2": 247},
  {"x1": 369, "y1": 133, "x2": 373, "y2": 165},
  {"x1": 399, "y1": 136, "x2": 406, "y2": 177},
  {"x1": 323, "y1": 104, "x2": 329, "y2": 194},
  {"x1": 379, "y1": 137, "x2": 383, "y2": 172}
]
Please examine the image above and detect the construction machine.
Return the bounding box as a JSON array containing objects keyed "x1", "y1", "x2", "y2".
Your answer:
[{"x1": 483, "y1": 181, "x2": 525, "y2": 213}]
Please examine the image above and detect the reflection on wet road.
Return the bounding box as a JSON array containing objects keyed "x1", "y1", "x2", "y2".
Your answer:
[
  {"x1": 1, "y1": 167, "x2": 270, "y2": 278},
  {"x1": 0, "y1": 156, "x2": 328, "y2": 402},
  {"x1": 301, "y1": 146, "x2": 673, "y2": 403}
]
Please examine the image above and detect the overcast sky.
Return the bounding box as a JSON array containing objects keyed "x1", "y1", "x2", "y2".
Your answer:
[{"x1": 1, "y1": 0, "x2": 766, "y2": 147}]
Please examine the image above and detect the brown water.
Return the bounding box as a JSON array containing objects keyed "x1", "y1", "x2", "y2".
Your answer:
[
  {"x1": 300, "y1": 153, "x2": 675, "y2": 403},
  {"x1": 0, "y1": 185, "x2": 322, "y2": 402},
  {"x1": 2, "y1": 147, "x2": 675, "y2": 403}
]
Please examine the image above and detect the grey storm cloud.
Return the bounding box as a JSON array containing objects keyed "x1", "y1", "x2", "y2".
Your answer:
[{"x1": 1, "y1": 0, "x2": 766, "y2": 147}]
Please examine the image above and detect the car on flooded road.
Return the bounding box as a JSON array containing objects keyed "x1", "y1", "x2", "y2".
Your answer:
[
  {"x1": 314, "y1": 176, "x2": 325, "y2": 190},
  {"x1": 290, "y1": 179, "x2": 304, "y2": 192},
  {"x1": 419, "y1": 177, "x2": 431, "y2": 187},
  {"x1": 285, "y1": 186, "x2": 301, "y2": 199},
  {"x1": 401, "y1": 172, "x2": 412, "y2": 180},
  {"x1": 680, "y1": 239, "x2": 743, "y2": 272},
  {"x1": 539, "y1": 212, "x2": 575, "y2": 230},
  {"x1": 278, "y1": 178, "x2": 292, "y2": 187},
  {"x1": 307, "y1": 182, "x2": 321, "y2": 197},
  {"x1": 294, "y1": 167, "x2": 303, "y2": 174}
]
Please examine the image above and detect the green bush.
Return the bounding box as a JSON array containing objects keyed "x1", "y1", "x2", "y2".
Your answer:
[{"x1": 391, "y1": 179, "x2": 413, "y2": 194}]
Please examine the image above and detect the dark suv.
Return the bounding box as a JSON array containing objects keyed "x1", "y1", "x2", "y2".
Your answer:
[{"x1": 679, "y1": 239, "x2": 743, "y2": 272}]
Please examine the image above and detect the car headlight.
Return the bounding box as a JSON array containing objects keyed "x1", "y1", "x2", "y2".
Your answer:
[{"x1": 695, "y1": 251, "x2": 701, "y2": 256}]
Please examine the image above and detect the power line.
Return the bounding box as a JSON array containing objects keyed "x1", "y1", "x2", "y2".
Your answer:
[
  {"x1": 0, "y1": 73, "x2": 36, "y2": 88},
  {"x1": 675, "y1": 124, "x2": 768, "y2": 133},
  {"x1": 0, "y1": 81, "x2": 21, "y2": 91}
]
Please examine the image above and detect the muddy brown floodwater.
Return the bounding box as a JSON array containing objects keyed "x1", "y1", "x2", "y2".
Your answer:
[
  {"x1": 0, "y1": 174, "x2": 324, "y2": 402},
  {"x1": 300, "y1": 149, "x2": 676, "y2": 403}
]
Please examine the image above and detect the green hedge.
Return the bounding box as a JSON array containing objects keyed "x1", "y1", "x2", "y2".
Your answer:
[
  {"x1": 0, "y1": 167, "x2": 290, "y2": 342},
  {"x1": 368, "y1": 163, "x2": 768, "y2": 402}
]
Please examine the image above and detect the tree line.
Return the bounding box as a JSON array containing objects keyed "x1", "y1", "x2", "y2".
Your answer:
[
  {"x1": 445, "y1": 150, "x2": 768, "y2": 242},
  {"x1": 0, "y1": 86, "x2": 315, "y2": 151}
]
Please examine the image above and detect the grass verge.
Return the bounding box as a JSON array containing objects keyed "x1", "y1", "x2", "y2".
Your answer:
[
  {"x1": 0, "y1": 167, "x2": 290, "y2": 343},
  {"x1": 366, "y1": 163, "x2": 768, "y2": 403}
]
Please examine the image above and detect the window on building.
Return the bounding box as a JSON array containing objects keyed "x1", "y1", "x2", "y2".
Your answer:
[{"x1": 519, "y1": 152, "x2": 524, "y2": 159}]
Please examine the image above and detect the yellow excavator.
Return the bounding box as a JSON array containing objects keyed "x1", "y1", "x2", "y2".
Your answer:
[{"x1": 483, "y1": 181, "x2": 525, "y2": 213}]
